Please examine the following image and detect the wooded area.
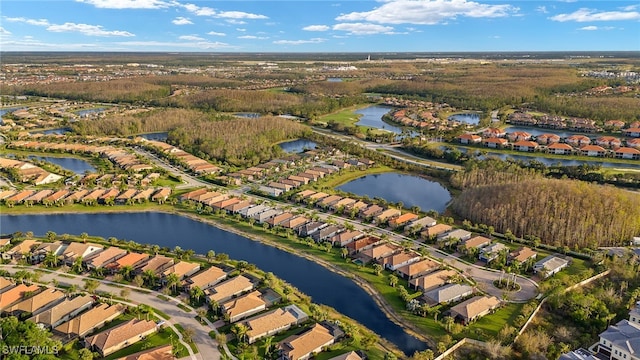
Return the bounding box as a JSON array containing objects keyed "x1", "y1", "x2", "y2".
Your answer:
[{"x1": 19, "y1": 79, "x2": 170, "y2": 103}]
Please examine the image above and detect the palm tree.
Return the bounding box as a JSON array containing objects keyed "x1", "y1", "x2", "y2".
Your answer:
[
  {"x1": 206, "y1": 250, "x2": 215, "y2": 263},
  {"x1": 166, "y1": 273, "x2": 180, "y2": 294},
  {"x1": 263, "y1": 336, "x2": 275, "y2": 357},
  {"x1": 231, "y1": 323, "x2": 249, "y2": 343},
  {"x1": 190, "y1": 286, "x2": 205, "y2": 304},
  {"x1": 443, "y1": 316, "x2": 455, "y2": 332},
  {"x1": 143, "y1": 269, "x2": 158, "y2": 288},
  {"x1": 389, "y1": 274, "x2": 398, "y2": 288},
  {"x1": 71, "y1": 257, "x2": 84, "y2": 273},
  {"x1": 373, "y1": 264, "x2": 383, "y2": 276},
  {"x1": 120, "y1": 265, "x2": 134, "y2": 281},
  {"x1": 44, "y1": 251, "x2": 59, "y2": 268}
]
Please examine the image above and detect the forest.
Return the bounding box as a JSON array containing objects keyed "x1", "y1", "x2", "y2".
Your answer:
[{"x1": 449, "y1": 161, "x2": 640, "y2": 249}]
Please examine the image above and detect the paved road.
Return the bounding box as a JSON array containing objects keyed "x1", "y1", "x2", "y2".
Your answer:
[{"x1": 0, "y1": 265, "x2": 227, "y2": 360}]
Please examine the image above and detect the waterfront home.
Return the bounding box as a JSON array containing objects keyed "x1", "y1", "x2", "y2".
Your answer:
[
  {"x1": 345, "y1": 201, "x2": 369, "y2": 212},
  {"x1": 29, "y1": 295, "x2": 94, "y2": 328},
  {"x1": 297, "y1": 221, "x2": 328, "y2": 238},
  {"x1": 566, "y1": 135, "x2": 592, "y2": 147},
  {"x1": 479, "y1": 243, "x2": 508, "y2": 263},
  {"x1": 5, "y1": 190, "x2": 35, "y2": 204},
  {"x1": 61, "y1": 242, "x2": 104, "y2": 265},
  {"x1": 389, "y1": 213, "x2": 419, "y2": 228},
  {"x1": 3, "y1": 239, "x2": 41, "y2": 260},
  {"x1": 225, "y1": 200, "x2": 253, "y2": 214},
  {"x1": 244, "y1": 305, "x2": 308, "y2": 344},
  {"x1": 98, "y1": 188, "x2": 120, "y2": 204},
  {"x1": 595, "y1": 302, "x2": 640, "y2": 360},
  {"x1": 137, "y1": 255, "x2": 174, "y2": 275},
  {"x1": 81, "y1": 189, "x2": 106, "y2": 204},
  {"x1": 360, "y1": 205, "x2": 384, "y2": 219},
  {"x1": 423, "y1": 283, "x2": 474, "y2": 306},
  {"x1": 206, "y1": 275, "x2": 254, "y2": 304},
  {"x1": 24, "y1": 189, "x2": 54, "y2": 204},
  {"x1": 54, "y1": 303, "x2": 126, "y2": 339},
  {"x1": 439, "y1": 229, "x2": 472, "y2": 242},
  {"x1": 280, "y1": 216, "x2": 310, "y2": 231},
  {"x1": 0, "y1": 284, "x2": 42, "y2": 311},
  {"x1": 114, "y1": 189, "x2": 137, "y2": 204},
  {"x1": 547, "y1": 143, "x2": 574, "y2": 155},
  {"x1": 296, "y1": 190, "x2": 317, "y2": 200},
  {"x1": 162, "y1": 261, "x2": 200, "y2": 280},
  {"x1": 380, "y1": 250, "x2": 421, "y2": 271},
  {"x1": 267, "y1": 212, "x2": 295, "y2": 227},
  {"x1": 512, "y1": 140, "x2": 539, "y2": 152},
  {"x1": 410, "y1": 269, "x2": 458, "y2": 291},
  {"x1": 627, "y1": 138, "x2": 640, "y2": 149},
  {"x1": 580, "y1": 145, "x2": 607, "y2": 157},
  {"x1": 483, "y1": 137, "x2": 509, "y2": 148},
  {"x1": 374, "y1": 209, "x2": 402, "y2": 224},
  {"x1": 105, "y1": 252, "x2": 149, "y2": 274},
  {"x1": 533, "y1": 255, "x2": 569, "y2": 278},
  {"x1": 84, "y1": 319, "x2": 158, "y2": 357},
  {"x1": 405, "y1": 216, "x2": 437, "y2": 233},
  {"x1": 396, "y1": 258, "x2": 439, "y2": 279},
  {"x1": 604, "y1": 120, "x2": 626, "y2": 129},
  {"x1": 119, "y1": 345, "x2": 174, "y2": 360},
  {"x1": 308, "y1": 192, "x2": 330, "y2": 202},
  {"x1": 536, "y1": 133, "x2": 561, "y2": 145},
  {"x1": 240, "y1": 204, "x2": 270, "y2": 218},
  {"x1": 448, "y1": 296, "x2": 501, "y2": 325},
  {"x1": 180, "y1": 188, "x2": 208, "y2": 201},
  {"x1": 596, "y1": 136, "x2": 622, "y2": 149},
  {"x1": 509, "y1": 247, "x2": 537, "y2": 265},
  {"x1": 195, "y1": 191, "x2": 222, "y2": 203},
  {"x1": 254, "y1": 208, "x2": 283, "y2": 223},
  {"x1": 63, "y1": 189, "x2": 88, "y2": 203},
  {"x1": 346, "y1": 236, "x2": 383, "y2": 255},
  {"x1": 151, "y1": 188, "x2": 171, "y2": 203},
  {"x1": 458, "y1": 134, "x2": 482, "y2": 144},
  {"x1": 330, "y1": 198, "x2": 356, "y2": 211},
  {"x1": 84, "y1": 247, "x2": 127, "y2": 270},
  {"x1": 221, "y1": 290, "x2": 267, "y2": 323},
  {"x1": 212, "y1": 197, "x2": 240, "y2": 210},
  {"x1": 329, "y1": 230, "x2": 364, "y2": 247},
  {"x1": 460, "y1": 236, "x2": 492, "y2": 252},
  {"x1": 278, "y1": 322, "x2": 341, "y2": 360},
  {"x1": 318, "y1": 195, "x2": 343, "y2": 208},
  {"x1": 132, "y1": 188, "x2": 157, "y2": 202},
  {"x1": 360, "y1": 243, "x2": 402, "y2": 263},
  {"x1": 483, "y1": 127, "x2": 506, "y2": 138},
  {"x1": 328, "y1": 351, "x2": 366, "y2": 360},
  {"x1": 623, "y1": 127, "x2": 640, "y2": 137},
  {"x1": 614, "y1": 147, "x2": 640, "y2": 160},
  {"x1": 183, "y1": 266, "x2": 227, "y2": 291},
  {"x1": 4, "y1": 288, "x2": 65, "y2": 317},
  {"x1": 311, "y1": 225, "x2": 343, "y2": 243},
  {"x1": 507, "y1": 131, "x2": 532, "y2": 142},
  {"x1": 421, "y1": 224, "x2": 452, "y2": 240},
  {"x1": 43, "y1": 189, "x2": 70, "y2": 204}
]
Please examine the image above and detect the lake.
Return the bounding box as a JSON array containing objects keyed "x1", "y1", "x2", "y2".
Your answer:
[
  {"x1": 0, "y1": 212, "x2": 427, "y2": 354},
  {"x1": 0, "y1": 107, "x2": 26, "y2": 124},
  {"x1": 448, "y1": 113, "x2": 481, "y2": 125},
  {"x1": 505, "y1": 126, "x2": 594, "y2": 139},
  {"x1": 28, "y1": 155, "x2": 96, "y2": 174},
  {"x1": 327, "y1": 78, "x2": 343, "y2": 82},
  {"x1": 30, "y1": 128, "x2": 71, "y2": 135},
  {"x1": 278, "y1": 139, "x2": 317, "y2": 153},
  {"x1": 137, "y1": 132, "x2": 169, "y2": 141},
  {"x1": 234, "y1": 113, "x2": 261, "y2": 119},
  {"x1": 76, "y1": 108, "x2": 105, "y2": 117},
  {"x1": 354, "y1": 105, "x2": 404, "y2": 134},
  {"x1": 477, "y1": 153, "x2": 640, "y2": 169},
  {"x1": 337, "y1": 173, "x2": 452, "y2": 213}
]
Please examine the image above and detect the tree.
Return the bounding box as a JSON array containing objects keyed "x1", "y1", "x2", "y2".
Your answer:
[
  {"x1": 206, "y1": 250, "x2": 216, "y2": 263},
  {"x1": 71, "y1": 256, "x2": 84, "y2": 273},
  {"x1": 443, "y1": 316, "x2": 455, "y2": 332},
  {"x1": 46, "y1": 231, "x2": 57, "y2": 242},
  {"x1": 143, "y1": 269, "x2": 158, "y2": 288},
  {"x1": 120, "y1": 265, "x2": 134, "y2": 281},
  {"x1": 83, "y1": 279, "x2": 99, "y2": 294},
  {"x1": 166, "y1": 273, "x2": 180, "y2": 294},
  {"x1": 80, "y1": 232, "x2": 89, "y2": 243},
  {"x1": 373, "y1": 264, "x2": 383, "y2": 276},
  {"x1": 78, "y1": 348, "x2": 94, "y2": 360},
  {"x1": 44, "y1": 251, "x2": 60, "y2": 268},
  {"x1": 0, "y1": 316, "x2": 63, "y2": 360},
  {"x1": 133, "y1": 274, "x2": 144, "y2": 288},
  {"x1": 263, "y1": 336, "x2": 275, "y2": 357},
  {"x1": 231, "y1": 323, "x2": 249, "y2": 343},
  {"x1": 389, "y1": 274, "x2": 398, "y2": 288},
  {"x1": 181, "y1": 325, "x2": 195, "y2": 344},
  {"x1": 190, "y1": 286, "x2": 205, "y2": 304},
  {"x1": 120, "y1": 288, "x2": 131, "y2": 299}
]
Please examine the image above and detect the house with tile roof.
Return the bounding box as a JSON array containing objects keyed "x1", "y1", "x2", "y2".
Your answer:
[
  {"x1": 183, "y1": 266, "x2": 227, "y2": 291},
  {"x1": 61, "y1": 242, "x2": 104, "y2": 265},
  {"x1": 84, "y1": 319, "x2": 158, "y2": 357},
  {"x1": 458, "y1": 134, "x2": 482, "y2": 144},
  {"x1": 483, "y1": 137, "x2": 509, "y2": 148},
  {"x1": 120, "y1": 344, "x2": 174, "y2": 360},
  {"x1": 423, "y1": 283, "x2": 474, "y2": 306},
  {"x1": 448, "y1": 295, "x2": 501, "y2": 324},
  {"x1": 278, "y1": 323, "x2": 339, "y2": 360},
  {"x1": 460, "y1": 236, "x2": 491, "y2": 252},
  {"x1": 404, "y1": 216, "x2": 437, "y2": 233},
  {"x1": 329, "y1": 230, "x2": 364, "y2": 247},
  {"x1": 84, "y1": 247, "x2": 127, "y2": 269},
  {"x1": 479, "y1": 243, "x2": 508, "y2": 263},
  {"x1": 221, "y1": 290, "x2": 267, "y2": 323},
  {"x1": 137, "y1": 255, "x2": 174, "y2": 275},
  {"x1": 328, "y1": 351, "x2": 367, "y2": 360},
  {"x1": 396, "y1": 258, "x2": 439, "y2": 279},
  {"x1": 615, "y1": 147, "x2": 640, "y2": 160},
  {"x1": 595, "y1": 302, "x2": 640, "y2": 360},
  {"x1": 509, "y1": 247, "x2": 537, "y2": 265},
  {"x1": 162, "y1": 261, "x2": 200, "y2": 280},
  {"x1": 389, "y1": 213, "x2": 419, "y2": 228},
  {"x1": 536, "y1": 133, "x2": 561, "y2": 145},
  {"x1": 244, "y1": 305, "x2": 308, "y2": 344},
  {"x1": 421, "y1": 224, "x2": 452, "y2": 240},
  {"x1": 512, "y1": 140, "x2": 539, "y2": 152},
  {"x1": 374, "y1": 209, "x2": 402, "y2": 224},
  {"x1": 360, "y1": 243, "x2": 402, "y2": 264},
  {"x1": 380, "y1": 251, "x2": 421, "y2": 271},
  {"x1": 533, "y1": 255, "x2": 569, "y2": 278},
  {"x1": 4, "y1": 288, "x2": 65, "y2": 317},
  {"x1": 0, "y1": 277, "x2": 14, "y2": 293},
  {"x1": 346, "y1": 236, "x2": 383, "y2": 255},
  {"x1": 29, "y1": 294, "x2": 94, "y2": 328},
  {"x1": 409, "y1": 269, "x2": 458, "y2": 291},
  {"x1": 580, "y1": 145, "x2": 607, "y2": 157},
  {"x1": 311, "y1": 225, "x2": 343, "y2": 243},
  {"x1": 0, "y1": 283, "x2": 40, "y2": 311},
  {"x1": 547, "y1": 143, "x2": 574, "y2": 155},
  {"x1": 3, "y1": 239, "x2": 41, "y2": 260},
  {"x1": 206, "y1": 275, "x2": 254, "y2": 304},
  {"x1": 54, "y1": 303, "x2": 126, "y2": 339},
  {"x1": 105, "y1": 252, "x2": 150, "y2": 274}
]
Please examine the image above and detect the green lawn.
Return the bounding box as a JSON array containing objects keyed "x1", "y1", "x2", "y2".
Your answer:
[
  {"x1": 102, "y1": 326, "x2": 189, "y2": 360},
  {"x1": 318, "y1": 105, "x2": 368, "y2": 126},
  {"x1": 0, "y1": 202, "x2": 175, "y2": 215},
  {"x1": 464, "y1": 302, "x2": 525, "y2": 339}
]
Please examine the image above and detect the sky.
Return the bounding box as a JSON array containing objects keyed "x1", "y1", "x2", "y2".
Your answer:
[{"x1": 1, "y1": 0, "x2": 639, "y2": 52}]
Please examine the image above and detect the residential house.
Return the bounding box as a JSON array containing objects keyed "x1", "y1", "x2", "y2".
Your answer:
[
  {"x1": 297, "y1": 221, "x2": 328, "y2": 238},
  {"x1": 4, "y1": 288, "x2": 65, "y2": 317},
  {"x1": 409, "y1": 269, "x2": 458, "y2": 291},
  {"x1": 396, "y1": 258, "x2": 439, "y2": 279},
  {"x1": 54, "y1": 303, "x2": 126, "y2": 339},
  {"x1": 5, "y1": 190, "x2": 35, "y2": 204},
  {"x1": 448, "y1": 296, "x2": 501, "y2": 324},
  {"x1": 151, "y1": 188, "x2": 171, "y2": 203},
  {"x1": 328, "y1": 351, "x2": 367, "y2": 360},
  {"x1": 244, "y1": 305, "x2": 308, "y2": 344},
  {"x1": 483, "y1": 137, "x2": 509, "y2": 148},
  {"x1": 115, "y1": 189, "x2": 138, "y2": 204},
  {"x1": 566, "y1": 135, "x2": 592, "y2": 147},
  {"x1": 0, "y1": 284, "x2": 41, "y2": 311},
  {"x1": 84, "y1": 319, "x2": 158, "y2": 357},
  {"x1": 329, "y1": 230, "x2": 364, "y2": 247},
  {"x1": 278, "y1": 323, "x2": 340, "y2": 360},
  {"x1": 438, "y1": 229, "x2": 472, "y2": 242},
  {"x1": 421, "y1": 224, "x2": 452, "y2": 240},
  {"x1": 180, "y1": 188, "x2": 208, "y2": 201},
  {"x1": 360, "y1": 205, "x2": 384, "y2": 219},
  {"x1": 119, "y1": 345, "x2": 174, "y2": 360},
  {"x1": 162, "y1": 261, "x2": 201, "y2": 280},
  {"x1": 105, "y1": 252, "x2": 150, "y2": 274},
  {"x1": 280, "y1": 216, "x2": 310, "y2": 231},
  {"x1": 29, "y1": 295, "x2": 94, "y2": 328},
  {"x1": 512, "y1": 140, "x2": 539, "y2": 152},
  {"x1": 3, "y1": 239, "x2": 41, "y2": 260},
  {"x1": 595, "y1": 302, "x2": 640, "y2": 360},
  {"x1": 507, "y1": 131, "x2": 532, "y2": 142},
  {"x1": 533, "y1": 255, "x2": 569, "y2": 278},
  {"x1": 288, "y1": 176, "x2": 310, "y2": 185},
  {"x1": 84, "y1": 247, "x2": 127, "y2": 270},
  {"x1": 345, "y1": 201, "x2": 369, "y2": 213},
  {"x1": 479, "y1": 243, "x2": 508, "y2": 263},
  {"x1": 459, "y1": 236, "x2": 492, "y2": 253},
  {"x1": 183, "y1": 266, "x2": 227, "y2": 291},
  {"x1": 509, "y1": 247, "x2": 537, "y2": 265},
  {"x1": 558, "y1": 349, "x2": 598, "y2": 360},
  {"x1": 61, "y1": 242, "x2": 104, "y2": 265},
  {"x1": 307, "y1": 192, "x2": 329, "y2": 202},
  {"x1": 345, "y1": 236, "x2": 383, "y2": 255},
  {"x1": 268, "y1": 182, "x2": 293, "y2": 192},
  {"x1": 389, "y1": 213, "x2": 419, "y2": 228},
  {"x1": 536, "y1": 133, "x2": 561, "y2": 145},
  {"x1": 380, "y1": 251, "x2": 421, "y2": 271},
  {"x1": 0, "y1": 277, "x2": 14, "y2": 292},
  {"x1": 225, "y1": 200, "x2": 253, "y2": 214},
  {"x1": 627, "y1": 138, "x2": 640, "y2": 149},
  {"x1": 43, "y1": 189, "x2": 70, "y2": 205},
  {"x1": 240, "y1": 204, "x2": 270, "y2": 218},
  {"x1": 137, "y1": 255, "x2": 174, "y2": 275},
  {"x1": 98, "y1": 188, "x2": 120, "y2": 204},
  {"x1": 267, "y1": 212, "x2": 295, "y2": 227},
  {"x1": 596, "y1": 136, "x2": 622, "y2": 149},
  {"x1": 330, "y1": 198, "x2": 356, "y2": 211},
  {"x1": 547, "y1": 143, "x2": 574, "y2": 155},
  {"x1": 221, "y1": 290, "x2": 267, "y2": 323},
  {"x1": 360, "y1": 243, "x2": 402, "y2": 264},
  {"x1": 374, "y1": 209, "x2": 402, "y2": 224},
  {"x1": 211, "y1": 197, "x2": 240, "y2": 211},
  {"x1": 258, "y1": 186, "x2": 283, "y2": 197},
  {"x1": 296, "y1": 190, "x2": 316, "y2": 200},
  {"x1": 206, "y1": 275, "x2": 254, "y2": 304},
  {"x1": 615, "y1": 147, "x2": 640, "y2": 160},
  {"x1": 423, "y1": 283, "x2": 474, "y2": 306},
  {"x1": 623, "y1": 128, "x2": 640, "y2": 137},
  {"x1": 311, "y1": 225, "x2": 343, "y2": 243},
  {"x1": 318, "y1": 195, "x2": 342, "y2": 208},
  {"x1": 580, "y1": 145, "x2": 607, "y2": 157},
  {"x1": 24, "y1": 190, "x2": 54, "y2": 204},
  {"x1": 483, "y1": 127, "x2": 506, "y2": 138},
  {"x1": 458, "y1": 134, "x2": 482, "y2": 144}
]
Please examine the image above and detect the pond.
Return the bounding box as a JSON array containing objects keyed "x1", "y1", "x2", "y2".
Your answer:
[
  {"x1": 476, "y1": 152, "x2": 640, "y2": 169},
  {"x1": 234, "y1": 113, "x2": 261, "y2": 119},
  {"x1": 504, "y1": 126, "x2": 594, "y2": 139},
  {"x1": 0, "y1": 212, "x2": 427, "y2": 354},
  {"x1": 448, "y1": 113, "x2": 481, "y2": 125},
  {"x1": 75, "y1": 108, "x2": 105, "y2": 117},
  {"x1": 278, "y1": 139, "x2": 317, "y2": 153},
  {"x1": 30, "y1": 128, "x2": 71, "y2": 135},
  {"x1": 337, "y1": 172, "x2": 452, "y2": 213},
  {"x1": 353, "y1": 105, "x2": 405, "y2": 135},
  {"x1": 27, "y1": 155, "x2": 96, "y2": 174},
  {"x1": 137, "y1": 132, "x2": 169, "y2": 141},
  {"x1": 327, "y1": 78, "x2": 343, "y2": 82},
  {"x1": 0, "y1": 107, "x2": 26, "y2": 124}
]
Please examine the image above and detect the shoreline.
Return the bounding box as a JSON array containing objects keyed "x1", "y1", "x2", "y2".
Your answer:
[{"x1": 0, "y1": 206, "x2": 436, "y2": 350}]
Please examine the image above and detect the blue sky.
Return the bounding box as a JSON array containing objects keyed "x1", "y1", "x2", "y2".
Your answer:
[{"x1": 1, "y1": 0, "x2": 639, "y2": 52}]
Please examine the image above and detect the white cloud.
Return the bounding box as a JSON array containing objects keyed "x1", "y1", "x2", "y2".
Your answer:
[
  {"x1": 236, "y1": 28, "x2": 246, "y2": 32},
  {"x1": 76, "y1": 0, "x2": 170, "y2": 9},
  {"x1": 0, "y1": 27, "x2": 11, "y2": 35},
  {"x1": 116, "y1": 40, "x2": 232, "y2": 49},
  {"x1": 333, "y1": 23, "x2": 395, "y2": 35},
  {"x1": 2, "y1": 38, "x2": 100, "y2": 50},
  {"x1": 578, "y1": 25, "x2": 615, "y2": 31},
  {"x1": 180, "y1": 3, "x2": 267, "y2": 20},
  {"x1": 335, "y1": 0, "x2": 517, "y2": 25},
  {"x1": 47, "y1": 22, "x2": 134, "y2": 37},
  {"x1": 273, "y1": 38, "x2": 326, "y2": 45},
  {"x1": 4, "y1": 17, "x2": 50, "y2": 26},
  {"x1": 238, "y1": 35, "x2": 269, "y2": 39},
  {"x1": 226, "y1": 19, "x2": 247, "y2": 25},
  {"x1": 303, "y1": 25, "x2": 330, "y2": 31},
  {"x1": 179, "y1": 35, "x2": 204, "y2": 41},
  {"x1": 207, "y1": 31, "x2": 226, "y2": 36},
  {"x1": 621, "y1": 5, "x2": 638, "y2": 11},
  {"x1": 217, "y1": 11, "x2": 267, "y2": 19},
  {"x1": 536, "y1": 6, "x2": 548, "y2": 14},
  {"x1": 551, "y1": 8, "x2": 640, "y2": 22},
  {"x1": 172, "y1": 17, "x2": 193, "y2": 25}
]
